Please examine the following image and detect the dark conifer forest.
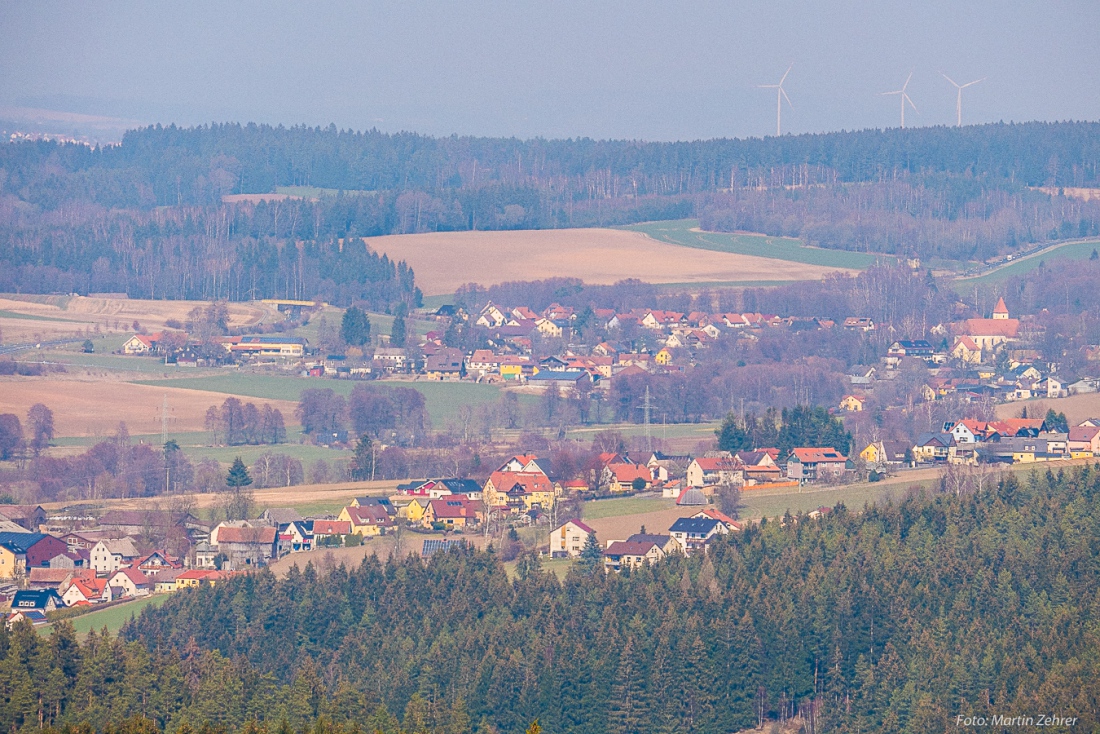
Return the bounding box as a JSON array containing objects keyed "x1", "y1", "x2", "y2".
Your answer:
[
  {"x1": 3, "y1": 121, "x2": 1100, "y2": 300},
  {"x1": 7, "y1": 466, "x2": 1100, "y2": 732}
]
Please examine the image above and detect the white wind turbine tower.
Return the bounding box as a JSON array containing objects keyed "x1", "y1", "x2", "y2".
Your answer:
[
  {"x1": 882, "y1": 72, "x2": 918, "y2": 128},
  {"x1": 941, "y1": 73, "x2": 984, "y2": 127},
  {"x1": 759, "y1": 63, "x2": 793, "y2": 136}
]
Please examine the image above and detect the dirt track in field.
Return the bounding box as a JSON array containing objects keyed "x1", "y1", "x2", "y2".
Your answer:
[
  {"x1": 362, "y1": 228, "x2": 853, "y2": 295},
  {"x1": 0, "y1": 378, "x2": 298, "y2": 437}
]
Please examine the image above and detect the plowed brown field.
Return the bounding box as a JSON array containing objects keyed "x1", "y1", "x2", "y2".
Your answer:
[
  {"x1": 0, "y1": 378, "x2": 297, "y2": 437},
  {"x1": 362, "y1": 228, "x2": 853, "y2": 295}
]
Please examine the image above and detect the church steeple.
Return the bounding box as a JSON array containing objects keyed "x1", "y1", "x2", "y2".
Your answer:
[{"x1": 992, "y1": 297, "x2": 1009, "y2": 320}]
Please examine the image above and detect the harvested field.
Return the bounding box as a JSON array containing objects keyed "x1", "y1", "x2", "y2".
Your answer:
[
  {"x1": 996, "y1": 394, "x2": 1100, "y2": 426},
  {"x1": 0, "y1": 295, "x2": 275, "y2": 336},
  {"x1": 0, "y1": 377, "x2": 298, "y2": 437},
  {"x1": 362, "y1": 228, "x2": 854, "y2": 295}
]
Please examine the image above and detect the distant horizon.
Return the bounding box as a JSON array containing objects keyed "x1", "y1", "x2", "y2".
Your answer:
[{"x1": 5, "y1": 106, "x2": 1100, "y2": 148}]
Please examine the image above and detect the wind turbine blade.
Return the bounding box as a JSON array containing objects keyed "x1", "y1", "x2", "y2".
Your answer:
[
  {"x1": 961, "y1": 78, "x2": 985, "y2": 88},
  {"x1": 780, "y1": 87, "x2": 793, "y2": 107},
  {"x1": 902, "y1": 72, "x2": 913, "y2": 91},
  {"x1": 905, "y1": 94, "x2": 919, "y2": 114},
  {"x1": 758, "y1": 84, "x2": 779, "y2": 89},
  {"x1": 941, "y1": 72, "x2": 960, "y2": 88},
  {"x1": 882, "y1": 90, "x2": 901, "y2": 96},
  {"x1": 779, "y1": 63, "x2": 793, "y2": 86}
]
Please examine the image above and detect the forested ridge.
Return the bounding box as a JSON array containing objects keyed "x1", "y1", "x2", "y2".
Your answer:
[
  {"x1": 5, "y1": 466, "x2": 1099, "y2": 732},
  {"x1": 2, "y1": 121, "x2": 1100, "y2": 299}
]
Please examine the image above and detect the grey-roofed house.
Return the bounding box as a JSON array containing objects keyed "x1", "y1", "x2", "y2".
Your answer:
[
  {"x1": 668, "y1": 517, "x2": 727, "y2": 555},
  {"x1": 603, "y1": 539, "x2": 667, "y2": 572}
]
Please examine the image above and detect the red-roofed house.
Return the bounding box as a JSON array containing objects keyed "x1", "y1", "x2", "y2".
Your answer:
[
  {"x1": 62, "y1": 578, "x2": 108, "y2": 606},
  {"x1": 603, "y1": 463, "x2": 653, "y2": 492},
  {"x1": 602, "y1": 539, "x2": 667, "y2": 572},
  {"x1": 692, "y1": 508, "x2": 744, "y2": 532},
  {"x1": 1069, "y1": 425, "x2": 1100, "y2": 456},
  {"x1": 686, "y1": 456, "x2": 744, "y2": 488},
  {"x1": 787, "y1": 448, "x2": 848, "y2": 483},
  {"x1": 312, "y1": 520, "x2": 351, "y2": 542},
  {"x1": 423, "y1": 498, "x2": 483, "y2": 529},
  {"x1": 107, "y1": 568, "x2": 152, "y2": 598}
]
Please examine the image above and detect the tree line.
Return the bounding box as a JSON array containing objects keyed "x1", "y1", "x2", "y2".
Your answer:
[
  {"x1": 4, "y1": 465, "x2": 1091, "y2": 732},
  {"x1": 3, "y1": 121, "x2": 1100, "y2": 301}
]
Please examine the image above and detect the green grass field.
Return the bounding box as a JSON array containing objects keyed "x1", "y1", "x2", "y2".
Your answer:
[
  {"x1": 187, "y1": 442, "x2": 348, "y2": 467},
  {"x1": 135, "y1": 373, "x2": 525, "y2": 427},
  {"x1": 623, "y1": 219, "x2": 883, "y2": 269},
  {"x1": 954, "y1": 239, "x2": 1100, "y2": 288},
  {"x1": 45, "y1": 595, "x2": 167, "y2": 637}
]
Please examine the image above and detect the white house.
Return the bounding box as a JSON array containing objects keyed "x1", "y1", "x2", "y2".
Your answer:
[
  {"x1": 89, "y1": 538, "x2": 140, "y2": 574},
  {"x1": 550, "y1": 520, "x2": 596, "y2": 558}
]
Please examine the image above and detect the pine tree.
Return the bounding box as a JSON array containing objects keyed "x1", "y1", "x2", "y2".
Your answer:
[
  {"x1": 579, "y1": 529, "x2": 603, "y2": 573},
  {"x1": 349, "y1": 435, "x2": 375, "y2": 481},
  {"x1": 226, "y1": 457, "x2": 252, "y2": 488},
  {"x1": 340, "y1": 306, "x2": 372, "y2": 347}
]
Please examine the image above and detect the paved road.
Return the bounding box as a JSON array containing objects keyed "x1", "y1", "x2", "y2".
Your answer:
[{"x1": 0, "y1": 337, "x2": 85, "y2": 356}]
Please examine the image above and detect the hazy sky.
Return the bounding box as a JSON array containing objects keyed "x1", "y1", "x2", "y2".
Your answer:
[{"x1": 2, "y1": 1, "x2": 1098, "y2": 141}]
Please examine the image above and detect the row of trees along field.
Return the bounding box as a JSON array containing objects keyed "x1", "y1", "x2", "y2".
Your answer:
[
  {"x1": 3, "y1": 122, "x2": 1100, "y2": 298},
  {"x1": 5, "y1": 466, "x2": 1094, "y2": 732}
]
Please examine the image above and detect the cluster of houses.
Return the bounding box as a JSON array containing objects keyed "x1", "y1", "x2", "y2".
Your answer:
[
  {"x1": 123, "y1": 332, "x2": 307, "y2": 365},
  {"x1": 550, "y1": 505, "x2": 754, "y2": 572}
]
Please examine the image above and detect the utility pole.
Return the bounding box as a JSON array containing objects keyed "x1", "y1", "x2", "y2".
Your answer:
[{"x1": 639, "y1": 386, "x2": 654, "y2": 452}]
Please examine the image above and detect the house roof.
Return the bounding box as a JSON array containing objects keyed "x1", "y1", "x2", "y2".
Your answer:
[
  {"x1": 28, "y1": 568, "x2": 71, "y2": 584},
  {"x1": 0, "y1": 532, "x2": 51, "y2": 554},
  {"x1": 428, "y1": 498, "x2": 481, "y2": 519},
  {"x1": 559, "y1": 519, "x2": 595, "y2": 534},
  {"x1": 1069, "y1": 425, "x2": 1100, "y2": 442},
  {"x1": 993, "y1": 297, "x2": 1009, "y2": 315},
  {"x1": 669, "y1": 517, "x2": 722, "y2": 534},
  {"x1": 691, "y1": 456, "x2": 742, "y2": 471},
  {"x1": 260, "y1": 508, "x2": 304, "y2": 525},
  {"x1": 111, "y1": 568, "x2": 151, "y2": 586},
  {"x1": 789, "y1": 448, "x2": 847, "y2": 463},
  {"x1": 604, "y1": 540, "x2": 660, "y2": 557},
  {"x1": 607, "y1": 463, "x2": 652, "y2": 484},
  {"x1": 959, "y1": 318, "x2": 1020, "y2": 338},
  {"x1": 693, "y1": 508, "x2": 741, "y2": 529},
  {"x1": 312, "y1": 520, "x2": 351, "y2": 535},
  {"x1": 488, "y1": 471, "x2": 554, "y2": 495},
  {"x1": 626, "y1": 533, "x2": 672, "y2": 547},
  {"x1": 11, "y1": 589, "x2": 63, "y2": 608},
  {"x1": 96, "y1": 537, "x2": 141, "y2": 557},
  {"x1": 216, "y1": 526, "x2": 278, "y2": 544},
  {"x1": 343, "y1": 505, "x2": 393, "y2": 526},
  {"x1": 0, "y1": 505, "x2": 43, "y2": 522}
]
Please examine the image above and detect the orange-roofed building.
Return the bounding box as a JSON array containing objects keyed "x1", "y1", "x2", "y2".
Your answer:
[
  {"x1": 786, "y1": 448, "x2": 848, "y2": 483},
  {"x1": 175, "y1": 569, "x2": 229, "y2": 590},
  {"x1": 603, "y1": 463, "x2": 653, "y2": 492}
]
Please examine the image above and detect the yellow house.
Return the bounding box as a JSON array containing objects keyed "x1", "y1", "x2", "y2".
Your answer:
[
  {"x1": 174, "y1": 570, "x2": 225, "y2": 589},
  {"x1": 951, "y1": 336, "x2": 982, "y2": 364},
  {"x1": 402, "y1": 498, "x2": 430, "y2": 524},
  {"x1": 0, "y1": 545, "x2": 21, "y2": 579},
  {"x1": 654, "y1": 348, "x2": 673, "y2": 366},
  {"x1": 839, "y1": 395, "x2": 865, "y2": 412},
  {"x1": 535, "y1": 318, "x2": 563, "y2": 338},
  {"x1": 338, "y1": 505, "x2": 393, "y2": 536},
  {"x1": 860, "y1": 442, "x2": 883, "y2": 464}
]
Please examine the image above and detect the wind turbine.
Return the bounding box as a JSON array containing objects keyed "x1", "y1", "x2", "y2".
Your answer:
[
  {"x1": 758, "y1": 63, "x2": 793, "y2": 136},
  {"x1": 882, "y1": 72, "x2": 918, "y2": 128},
  {"x1": 941, "y1": 73, "x2": 984, "y2": 126}
]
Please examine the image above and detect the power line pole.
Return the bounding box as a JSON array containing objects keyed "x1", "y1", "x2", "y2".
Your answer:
[{"x1": 641, "y1": 386, "x2": 653, "y2": 452}]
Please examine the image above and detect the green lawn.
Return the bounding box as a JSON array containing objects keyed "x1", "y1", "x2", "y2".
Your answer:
[
  {"x1": 623, "y1": 219, "x2": 883, "y2": 269},
  {"x1": 581, "y1": 496, "x2": 670, "y2": 519},
  {"x1": 187, "y1": 442, "x2": 348, "y2": 467},
  {"x1": 954, "y1": 239, "x2": 1100, "y2": 288},
  {"x1": 739, "y1": 482, "x2": 904, "y2": 519},
  {"x1": 45, "y1": 595, "x2": 168, "y2": 637},
  {"x1": 135, "y1": 373, "x2": 523, "y2": 427},
  {"x1": 0, "y1": 309, "x2": 86, "y2": 323}
]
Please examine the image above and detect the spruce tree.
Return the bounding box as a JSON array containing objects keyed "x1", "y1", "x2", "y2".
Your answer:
[
  {"x1": 350, "y1": 435, "x2": 375, "y2": 481},
  {"x1": 226, "y1": 457, "x2": 252, "y2": 488},
  {"x1": 579, "y1": 529, "x2": 603, "y2": 572}
]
